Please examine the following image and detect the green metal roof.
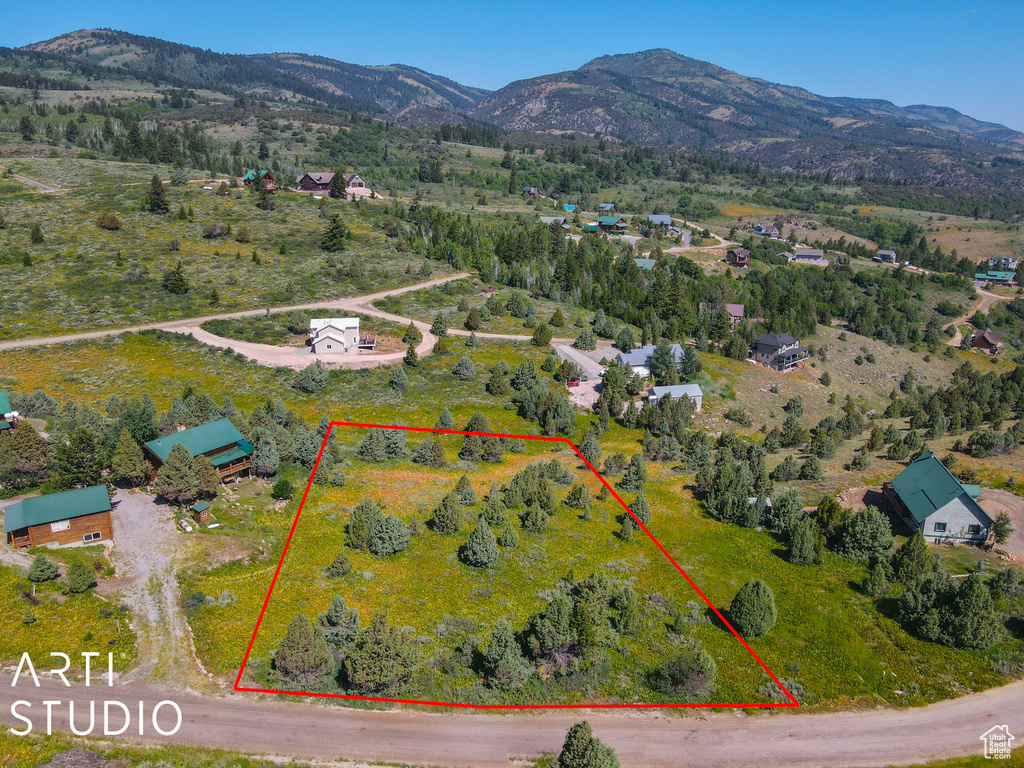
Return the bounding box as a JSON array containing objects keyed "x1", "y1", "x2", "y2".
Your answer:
[
  {"x1": 0, "y1": 391, "x2": 10, "y2": 414},
  {"x1": 889, "y1": 450, "x2": 986, "y2": 524},
  {"x1": 3, "y1": 485, "x2": 111, "y2": 534},
  {"x1": 633, "y1": 258, "x2": 656, "y2": 270},
  {"x1": 144, "y1": 418, "x2": 246, "y2": 463},
  {"x1": 597, "y1": 216, "x2": 623, "y2": 226},
  {"x1": 976, "y1": 271, "x2": 1016, "y2": 281},
  {"x1": 208, "y1": 441, "x2": 254, "y2": 467},
  {"x1": 192, "y1": 501, "x2": 211, "y2": 513},
  {"x1": 0, "y1": 422, "x2": 11, "y2": 430}
]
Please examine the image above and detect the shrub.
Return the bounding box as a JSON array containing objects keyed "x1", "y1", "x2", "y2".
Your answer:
[
  {"x1": 27, "y1": 555, "x2": 59, "y2": 583},
  {"x1": 452, "y1": 356, "x2": 477, "y2": 380},
  {"x1": 271, "y1": 478, "x2": 294, "y2": 500},
  {"x1": 368, "y1": 515, "x2": 411, "y2": 556},
  {"x1": 573, "y1": 328, "x2": 596, "y2": 351},
  {"x1": 65, "y1": 560, "x2": 96, "y2": 594},
  {"x1": 343, "y1": 612, "x2": 417, "y2": 694},
  {"x1": 724, "y1": 406, "x2": 751, "y2": 426},
  {"x1": 432, "y1": 492, "x2": 463, "y2": 534},
  {"x1": 97, "y1": 212, "x2": 121, "y2": 231},
  {"x1": 729, "y1": 579, "x2": 777, "y2": 638},
  {"x1": 461, "y1": 517, "x2": 499, "y2": 568},
  {"x1": 652, "y1": 645, "x2": 717, "y2": 696},
  {"x1": 520, "y1": 504, "x2": 549, "y2": 533},
  {"x1": 325, "y1": 552, "x2": 352, "y2": 578},
  {"x1": 202, "y1": 222, "x2": 230, "y2": 239},
  {"x1": 294, "y1": 361, "x2": 329, "y2": 394},
  {"x1": 558, "y1": 721, "x2": 620, "y2": 768}
]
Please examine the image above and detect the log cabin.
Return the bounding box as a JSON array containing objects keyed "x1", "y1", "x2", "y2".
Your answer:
[
  {"x1": 4, "y1": 484, "x2": 112, "y2": 549},
  {"x1": 143, "y1": 418, "x2": 253, "y2": 482}
]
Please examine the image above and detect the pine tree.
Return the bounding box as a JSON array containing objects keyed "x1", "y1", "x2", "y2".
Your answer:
[
  {"x1": 460, "y1": 433, "x2": 484, "y2": 461},
  {"x1": 482, "y1": 435, "x2": 505, "y2": 463},
  {"x1": 452, "y1": 356, "x2": 477, "y2": 380},
  {"x1": 615, "y1": 328, "x2": 635, "y2": 353},
  {"x1": 629, "y1": 492, "x2": 651, "y2": 526},
  {"x1": 481, "y1": 619, "x2": 532, "y2": 689},
  {"x1": 369, "y1": 515, "x2": 411, "y2": 556},
  {"x1": 53, "y1": 428, "x2": 105, "y2": 490},
  {"x1": 430, "y1": 312, "x2": 448, "y2": 337},
  {"x1": 154, "y1": 443, "x2": 199, "y2": 506},
  {"x1": 295, "y1": 361, "x2": 329, "y2": 393},
  {"x1": 482, "y1": 490, "x2": 507, "y2": 526},
  {"x1": 65, "y1": 560, "x2": 95, "y2": 594},
  {"x1": 563, "y1": 483, "x2": 591, "y2": 510},
  {"x1": 357, "y1": 429, "x2": 387, "y2": 462},
  {"x1": 325, "y1": 551, "x2": 351, "y2": 578},
  {"x1": 435, "y1": 407, "x2": 454, "y2": 430},
  {"x1": 455, "y1": 474, "x2": 478, "y2": 505},
  {"x1": 461, "y1": 517, "x2": 499, "y2": 568},
  {"x1": 195, "y1": 454, "x2": 221, "y2": 497},
  {"x1": 348, "y1": 499, "x2": 384, "y2": 551},
  {"x1": 320, "y1": 214, "x2": 348, "y2": 251},
  {"x1": 274, "y1": 614, "x2": 336, "y2": 691},
  {"x1": 498, "y1": 522, "x2": 519, "y2": 548},
  {"x1": 162, "y1": 261, "x2": 189, "y2": 294},
  {"x1": 788, "y1": 516, "x2": 820, "y2": 565},
  {"x1": 253, "y1": 434, "x2": 280, "y2": 477},
  {"x1": 616, "y1": 453, "x2": 647, "y2": 491},
  {"x1": 432, "y1": 491, "x2": 463, "y2": 534},
  {"x1": 465, "y1": 307, "x2": 481, "y2": 330},
  {"x1": 520, "y1": 504, "x2": 549, "y2": 533},
  {"x1": 412, "y1": 436, "x2": 445, "y2": 467},
  {"x1": 838, "y1": 506, "x2": 894, "y2": 561},
  {"x1": 382, "y1": 428, "x2": 407, "y2": 459},
  {"x1": 389, "y1": 365, "x2": 408, "y2": 391},
  {"x1": 402, "y1": 322, "x2": 423, "y2": 346},
  {"x1": 319, "y1": 595, "x2": 359, "y2": 650},
  {"x1": 27, "y1": 554, "x2": 59, "y2": 583},
  {"x1": 329, "y1": 170, "x2": 348, "y2": 199},
  {"x1": 579, "y1": 433, "x2": 602, "y2": 467},
  {"x1": 863, "y1": 560, "x2": 890, "y2": 596},
  {"x1": 532, "y1": 323, "x2": 553, "y2": 346},
  {"x1": 558, "y1": 721, "x2": 620, "y2": 768},
  {"x1": 946, "y1": 573, "x2": 1002, "y2": 649},
  {"x1": 145, "y1": 174, "x2": 169, "y2": 214},
  {"x1": 729, "y1": 579, "x2": 777, "y2": 638},
  {"x1": 109, "y1": 428, "x2": 151, "y2": 486},
  {"x1": 403, "y1": 342, "x2": 419, "y2": 366},
  {"x1": 5, "y1": 421, "x2": 50, "y2": 488},
  {"x1": 343, "y1": 612, "x2": 417, "y2": 693},
  {"x1": 550, "y1": 308, "x2": 566, "y2": 327}
]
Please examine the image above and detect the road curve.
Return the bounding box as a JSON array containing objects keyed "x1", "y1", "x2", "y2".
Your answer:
[
  {"x1": 0, "y1": 676, "x2": 1020, "y2": 767},
  {"x1": 944, "y1": 287, "x2": 1010, "y2": 347}
]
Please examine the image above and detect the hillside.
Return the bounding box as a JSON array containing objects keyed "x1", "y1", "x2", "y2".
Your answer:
[{"x1": 470, "y1": 49, "x2": 1024, "y2": 187}]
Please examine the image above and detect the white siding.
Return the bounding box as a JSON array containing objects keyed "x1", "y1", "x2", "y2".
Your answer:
[{"x1": 921, "y1": 494, "x2": 991, "y2": 544}]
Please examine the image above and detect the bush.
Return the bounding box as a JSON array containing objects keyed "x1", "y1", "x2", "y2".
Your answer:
[
  {"x1": 202, "y1": 222, "x2": 229, "y2": 239},
  {"x1": 294, "y1": 361, "x2": 329, "y2": 394},
  {"x1": 368, "y1": 515, "x2": 411, "y2": 556},
  {"x1": 27, "y1": 554, "x2": 59, "y2": 583},
  {"x1": 558, "y1": 721, "x2": 620, "y2": 768},
  {"x1": 271, "y1": 478, "x2": 294, "y2": 500},
  {"x1": 461, "y1": 517, "x2": 499, "y2": 568},
  {"x1": 325, "y1": 552, "x2": 352, "y2": 578},
  {"x1": 452, "y1": 356, "x2": 477, "y2": 380},
  {"x1": 65, "y1": 560, "x2": 96, "y2": 594},
  {"x1": 573, "y1": 328, "x2": 596, "y2": 351},
  {"x1": 651, "y1": 645, "x2": 717, "y2": 696},
  {"x1": 724, "y1": 406, "x2": 751, "y2": 426},
  {"x1": 96, "y1": 212, "x2": 121, "y2": 231},
  {"x1": 729, "y1": 579, "x2": 777, "y2": 638}
]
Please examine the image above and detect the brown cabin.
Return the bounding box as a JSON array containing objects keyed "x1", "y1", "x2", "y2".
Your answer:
[
  {"x1": 297, "y1": 171, "x2": 335, "y2": 192},
  {"x1": 973, "y1": 329, "x2": 1004, "y2": 355},
  {"x1": 4, "y1": 485, "x2": 112, "y2": 549},
  {"x1": 727, "y1": 248, "x2": 751, "y2": 267},
  {"x1": 143, "y1": 418, "x2": 254, "y2": 483}
]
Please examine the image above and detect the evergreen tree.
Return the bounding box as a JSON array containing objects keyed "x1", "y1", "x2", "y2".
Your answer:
[
  {"x1": 461, "y1": 517, "x2": 499, "y2": 568},
  {"x1": 430, "y1": 312, "x2": 448, "y2": 336},
  {"x1": 382, "y1": 428, "x2": 407, "y2": 459},
  {"x1": 329, "y1": 171, "x2": 348, "y2": 199},
  {"x1": 558, "y1": 721, "x2": 620, "y2": 768},
  {"x1": 162, "y1": 261, "x2": 189, "y2": 294},
  {"x1": 195, "y1": 454, "x2": 221, "y2": 497},
  {"x1": 348, "y1": 499, "x2": 384, "y2": 551},
  {"x1": 482, "y1": 489, "x2": 507, "y2": 526},
  {"x1": 53, "y1": 427, "x2": 105, "y2": 490},
  {"x1": 891, "y1": 529, "x2": 931, "y2": 584},
  {"x1": 154, "y1": 443, "x2": 199, "y2": 506},
  {"x1": 452, "y1": 356, "x2": 477, "y2": 380},
  {"x1": 788, "y1": 516, "x2": 820, "y2": 565},
  {"x1": 343, "y1": 613, "x2": 417, "y2": 693},
  {"x1": 318, "y1": 595, "x2": 359, "y2": 651},
  {"x1": 465, "y1": 307, "x2": 482, "y2": 330},
  {"x1": 295, "y1": 361, "x2": 329, "y2": 393},
  {"x1": 253, "y1": 433, "x2": 280, "y2": 477},
  {"x1": 550, "y1": 308, "x2": 566, "y2": 327},
  {"x1": 320, "y1": 214, "x2": 348, "y2": 251},
  {"x1": 863, "y1": 560, "x2": 890, "y2": 597},
  {"x1": 435, "y1": 407, "x2": 454, "y2": 430},
  {"x1": 274, "y1": 614, "x2": 336, "y2": 691},
  {"x1": 109, "y1": 428, "x2": 151, "y2": 486},
  {"x1": 389, "y1": 365, "x2": 408, "y2": 391},
  {"x1": 532, "y1": 323, "x2": 553, "y2": 346},
  {"x1": 403, "y1": 343, "x2": 419, "y2": 367},
  {"x1": 498, "y1": 522, "x2": 519, "y2": 548},
  {"x1": 27, "y1": 554, "x2": 59, "y2": 583},
  {"x1": 357, "y1": 429, "x2": 387, "y2": 462},
  {"x1": 798, "y1": 456, "x2": 823, "y2": 480},
  {"x1": 629, "y1": 492, "x2": 651, "y2": 526},
  {"x1": 455, "y1": 474, "x2": 478, "y2": 506},
  {"x1": 563, "y1": 483, "x2": 591, "y2": 511},
  {"x1": 945, "y1": 573, "x2": 1002, "y2": 649},
  {"x1": 579, "y1": 433, "x2": 602, "y2": 467},
  {"x1": 520, "y1": 504, "x2": 549, "y2": 533},
  {"x1": 729, "y1": 579, "x2": 777, "y2": 638},
  {"x1": 145, "y1": 174, "x2": 169, "y2": 214},
  {"x1": 402, "y1": 322, "x2": 422, "y2": 346},
  {"x1": 325, "y1": 551, "x2": 351, "y2": 578},
  {"x1": 433, "y1": 491, "x2": 464, "y2": 535},
  {"x1": 481, "y1": 619, "x2": 532, "y2": 689},
  {"x1": 460, "y1": 433, "x2": 484, "y2": 461},
  {"x1": 412, "y1": 436, "x2": 445, "y2": 467},
  {"x1": 616, "y1": 453, "x2": 647, "y2": 491},
  {"x1": 837, "y1": 506, "x2": 894, "y2": 561},
  {"x1": 615, "y1": 327, "x2": 635, "y2": 353},
  {"x1": 65, "y1": 560, "x2": 95, "y2": 594},
  {"x1": 651, "y1": 645, "x2": 717, "y2": 696},
  {"x1": 4, "y1": 421, "x2": 50, "y2": 488},
  {"x1": 573, "y1": 328, "x2": 597, "y2": 351},
  {"x1": 369, "y1": 514, "x2": 411, "y2": 556}
]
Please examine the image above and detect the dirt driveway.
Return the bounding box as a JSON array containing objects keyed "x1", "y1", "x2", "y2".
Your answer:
[{"x1": 978, "y1": 488, "x2": 1024, "y2": 561}]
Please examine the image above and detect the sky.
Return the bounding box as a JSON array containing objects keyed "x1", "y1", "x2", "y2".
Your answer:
[{"x1": 3, "y1": 0, "x2": 1023, "y2": 131}]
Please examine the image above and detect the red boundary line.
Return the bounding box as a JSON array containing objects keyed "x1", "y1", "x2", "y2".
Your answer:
[{"x1": 233, "y1": 421, "x2": 799, "y2": 709}]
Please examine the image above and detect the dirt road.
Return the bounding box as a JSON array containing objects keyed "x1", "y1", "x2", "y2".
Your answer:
[
  {"x1": 0, "y1": 675, "x2": 1020, "y2": 767},
  {"x1": 944, "y1": 288, "x2": 1009, "y2": 347},
  {"x1": 0, "y1": 165, "x2": 59, "y2": 192}
]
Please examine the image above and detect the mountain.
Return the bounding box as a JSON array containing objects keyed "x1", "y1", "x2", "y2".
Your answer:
[
  {"x1": 21, "y1": 29, "x2": 488, "y2": 117},
  {"x1": 470, "y1": 49, "x2": 1024, "y2": 184}
]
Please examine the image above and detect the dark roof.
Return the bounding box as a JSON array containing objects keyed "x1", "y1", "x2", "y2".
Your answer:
[
  {"x1": 975, "y1": 329, "x2": 1003, "y2": 345},
  {"x1": 793, "y1": 248, "x2": 825, "y2": 258},
  {"x1": 775, "y1": 346, "x2": 809, "y2": 360},
  {"x1": 647, "y1": 214, "x2": 672, "y2": 226},
  {"x1": 728, "y1": 248, "x2": 751, "y2": 258},
  {"x1": 890, "y1": 450, "x2": 991, "y2": 525},
  {"x1": 757, "y1": 332, "x2": 799, "y2": 348},
  {"x1": 144, "y1": 418, "x2": 246, "y2": 463},
  {"x1": 4, "y1": 485, "x2": 111, "y2": 533},
  {"x1": 300, "y1": 171, "x2": 335, "y2": 184}
]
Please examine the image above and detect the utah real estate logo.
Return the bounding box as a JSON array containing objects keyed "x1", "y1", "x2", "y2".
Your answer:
[{"x1": 979, "y1": 725, "x2": 1015, "y2": 760}]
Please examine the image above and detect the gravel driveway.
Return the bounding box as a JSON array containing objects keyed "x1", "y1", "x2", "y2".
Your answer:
[{"x1": 978, "y1": 488, "x2": 1024, "y2": 561}]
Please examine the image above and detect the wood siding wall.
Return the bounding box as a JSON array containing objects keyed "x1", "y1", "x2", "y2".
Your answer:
[{"x1": 10, "y1": 510, "x2": 113, "y2": 548}]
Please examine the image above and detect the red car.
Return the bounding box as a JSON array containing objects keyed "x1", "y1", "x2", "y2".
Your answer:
[{"x1": 566, "y1": 379, "x2": 580, "y2": 388}]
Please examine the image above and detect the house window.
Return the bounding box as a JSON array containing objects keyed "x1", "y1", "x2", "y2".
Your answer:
[
  {"x1": 326, "y1": 344, "x2": 332, "y2": 349},
  {"x1": 51, "y1": 519, "x2": 71, "y2": 533},
  {"x1": 968, "y1": 525, "x2": 982, "y2": 535},
  {"x1": 933, "y1": 522, "x2": 947, "y2": 533},
  {"x1": 83, "y1": 532, "x2": 102, "y2": 543}
]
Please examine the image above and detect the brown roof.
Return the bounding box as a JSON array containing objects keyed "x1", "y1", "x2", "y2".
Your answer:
[
  {"x1": 300, "y1": 172, "x2": 335, "y2": 184},
  {"x1": 725, "y1": 303, "x2": 745, "y2": 319},
  {"x1": 975, "y1": 329, "x2": 1003, "y2": 346}
]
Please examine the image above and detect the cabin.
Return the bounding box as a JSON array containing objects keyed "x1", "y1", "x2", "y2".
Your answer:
[
  {"x1": 883, "y1": 450, "x2": 993, "y2": 545},
  {"x1": 633, "y1": 258, "x2": 656, "y2": 271},
  {"x1": 309, "y1": 317, "x2": 376, "y2": 353},
  {"x1": 191, "y1": 501, "x2": 219, "y2": 529},
  {"x1": 522, "y1": 187, "x2": 541, "y2": 199},
  {"x1": 616, "y1": 344, "x2": 687, "y2": 378},
  {"x1": 143, "y1": 418, "x2": 254, "y2": 483},
  {"x1": 597, "y1": 215, "x2": 627, "y2": 232},
  {"x1": 699, "y1": 302, "x2": 745, "y2": 325},
  {"x1": 344, "y1": 173, "x2": 365, "y2": 189},
  {"x1": 4, "y1": 485, "x2": 112, "y2": 549},
  {"x1": 973, "y1": 329, "x2": 1005, "y2": 355},
  {"x1": 540, "y1": 216, "x2": 569, "y2": 230},
  {"x1": 242, "y1": 170, "x2": 276, "y2": 191},
  {"x1": 974, "y1": 270, "x2": 1017, "y2": 287},
  {"x1": 296, "y1": 171, "x2": 335, "y2": 192},
  {"x1": 874, "y1": 249, "x2": 897, "y2": 263},
  {"x1": 598, "y1": 203, "x2": 615, "y2": 212},
  {"x1": 753, "y1": 224, "x2": 780, "y2": 238},
  {"x1": 755, "y1": 332, "x2": 809, "y2": 372},
  {"x1": 581, "y1": 222, "x2": 600, "y2": 233},
  {"x1": 790, "y1": 248, "x2": 829, "y2": 266},
  {"x1": 647, "y1": 214, "x2": 672, "y2": 227},
  {"x1": 646, "y1": 383, "x2": 703, "y2": 412},
  {"x1": 726, "y1": 248, "x2": 751, "y2": 267},
  {"x1": 0, "y1": 390, "x2": 19, "y2": 435}
]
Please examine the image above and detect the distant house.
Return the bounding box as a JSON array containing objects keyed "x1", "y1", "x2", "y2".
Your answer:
[
  {"x1": 974, "y1": 270, "x2": 1017, "y2": 286},
  {"x1": 309, "y1": 318, "x2": 375, "y2": 354},
  {"x1": 344, "y1": 173, "x2": 365, "y2": 189},
  {"x1": 883, "y1": 450, "x2": 993, "y2": 545},
  {"x1": 598, "y1": 203, "x2": 616, "y2": 212},
  {"x1": 616, "y1": 343, "x2": 687, "y2": 378},
  {"x1": 633, "y1": 258, "x2": 656, "y2": 271},
  {"x1": 754, "y1": 332, "x2": 809, "y2": 372},
  {"x1": 143, "y1": 418, "x2": 254, "y2": 483},
  {"x1": 874, "y1": 249, "x2": 897, "y2": 263},
  {"x1": 522, "y1": 187, "x2": 541, "y2": 199},
  {"x1": 987, "y1": 256, "x2": 1019, "y2": 271},
  {"x1": 0, "y1": 390, "x2": 18, "y2": 435},
  {"x1": 296, "y1": 171, "x2": 335, "y2": 192},
  {"x1": 646, "y1": 383, "x2": 703, "y2": 412},
  {"x1": 790, "y1": 248, "x2": 829, "y2": 267},
  {"x1": 4, "y1": 485, "x2": 112, "y2": 549},
  {"x1": 242, "y1": 169, "x2": 276, "y2": 191},
  {"x1": 973, "y1": 329, "x2": 1005, "y2": 354},
  {"x1": 647, "y1": 214, "x2": 672, "y2": 227},
  {"x1": 581, "y1": 222, "x2": 600, "y2": 233},
  {"x1": 726, "y1": 248, "x2": 751, "y2": 267},
  {"x1": 597, "y1": 215, "x2": 627, "y2": 232},
  {"x1": 699, "y1": 302, "x2": 745, "y2": 325},
  {"x1": 540, "y1": 216, "x2": 569, "y2": 230},
  {"x1": 753, "y1": 224, "x2": 780, "y2": 238}
]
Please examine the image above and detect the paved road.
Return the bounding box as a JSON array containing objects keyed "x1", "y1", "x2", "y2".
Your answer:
[{"x1": 0, "y1": 676, "x2": 1020, "y2": 767}]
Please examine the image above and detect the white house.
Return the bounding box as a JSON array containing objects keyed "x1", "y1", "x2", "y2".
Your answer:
[
  {"x1": 646, "y1": 383, "x2": 703, "y2": 412},
  {"x1": 616, "y1": 344, "x2": 687, "y2": 378},
  {"x1": 309, "y1": 318, "x2": 361, "y2": 354}
]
